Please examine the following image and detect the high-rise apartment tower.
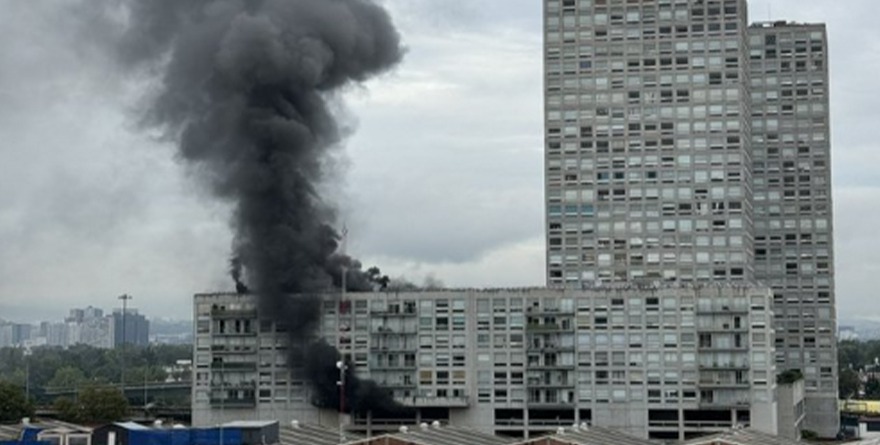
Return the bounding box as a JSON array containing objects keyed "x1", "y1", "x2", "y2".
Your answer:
[
  {"x1": 748, "y1": 20, "x2": 836, "y2": 435},
  {"x1": 542, "y1": 0, "x2": 836, "y2": 436}
]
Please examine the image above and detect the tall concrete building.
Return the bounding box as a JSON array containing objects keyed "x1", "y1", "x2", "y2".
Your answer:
[
  {"x1": 194, "y1": 288, "x2": 779, "y2": 440},
  {"x1": 748, "y1": 21, "x2": 836, "y2": 435},
  {"x1": 542, "y1": 0, "x2": 836, "y2": 436}
]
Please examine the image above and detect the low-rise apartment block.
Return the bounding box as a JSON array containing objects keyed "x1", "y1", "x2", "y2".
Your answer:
[{"x1": 193, "y1": 285, "x2": 778, "y2": 440}]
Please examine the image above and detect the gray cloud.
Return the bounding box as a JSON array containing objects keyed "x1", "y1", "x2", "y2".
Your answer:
[{"x1": 0, "y1": 0, "x2": 877, "y2": 320}]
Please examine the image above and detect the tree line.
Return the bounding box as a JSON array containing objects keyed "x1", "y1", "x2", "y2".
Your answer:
[
  {"x1": 839, "y1": 339, "x2": 880, "y2": 399},
  {"x1": 0, "y1": 344, "x2": 191, "y2": 424},
  {"x1": 0, "y1": 344, "x2": 191, "y2": 402}
]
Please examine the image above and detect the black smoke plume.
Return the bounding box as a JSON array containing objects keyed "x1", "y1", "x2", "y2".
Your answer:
[{"x1": 90, "y1": 0, "x2": 406, "y2": 414}]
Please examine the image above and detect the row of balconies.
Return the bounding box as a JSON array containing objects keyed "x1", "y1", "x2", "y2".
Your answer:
[
  {"x1": 370, "y1": 309, "x2": 418, "y2": 317},
  {"x1": 209, "y1": 381, "x2": 256, "y2": 408},
  {"x1": 210, "y1": 307, "x2": 257, "y2": 319},
  {"x1": 397, "y1": 396, "x2": 469, "y2": 408},
  {"x1": 211, "y1": 344, "x2": 256, "y2": 354},
  {"x1": 698, "y1": 361, "x2": 750, "y2": 370},
  {"x1": 209, "y1": 396, "x2": 256, "y2": 408},
  {"x1": 527, "y1": 323, "x2": 575, "y2": 332},
  {"x1": 210, "y1": 361, "x2": 257, "y2": 371},
  {"x1": 371, "y1": 325, "x2": 418, "y2": 334}
]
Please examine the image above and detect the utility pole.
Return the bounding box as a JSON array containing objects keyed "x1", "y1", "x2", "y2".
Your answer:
[
  {"x1": 24, "y1": 347, "x2": 32, "y2": 401},
  {"x1": 118, "y1": 294, "x2": 133, "y2": 393}
]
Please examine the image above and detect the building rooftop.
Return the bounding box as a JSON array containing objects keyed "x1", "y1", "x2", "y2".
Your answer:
[
  {"x1": 536, "y1": 426, "x2": 658, "y2": 445},
  {"x1": 0, "y1": 420, "x2": 93, "y2": 441},
  {"x1": 196, "y1": 282, "x2": 771, "y2": 299},
  {"x1": 222, "y1": 421, "x2": 278, "y2": 429},
  {"x1": 111, "y1": 422, "x2": 151, "y2": 431},
  {"x1": 278, "y1": 422, "x2": 362, "y2": 445},
  {"x1": 749, "y1": 20, "x2": 825, "y2": 29},
  {"x1": 683, "y1": 428, "x2": 800, "y2": 445},
  {"x1": 386, "y1": 424, "x2": 513, "y2": 445}
]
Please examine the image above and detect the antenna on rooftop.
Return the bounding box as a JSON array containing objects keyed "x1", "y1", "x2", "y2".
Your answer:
[{"x1": 341, "y1": 223, "x2": 348, "y2": 279}]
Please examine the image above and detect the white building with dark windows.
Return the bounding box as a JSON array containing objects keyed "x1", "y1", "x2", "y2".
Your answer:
[
  {"x1": 193, "y1": 286, "x2": 778, "y2": 440},
  {"x1": 542, "y1": 0, "x2": 836, "y2": 436},
  {"x1": 747, "y1": 20, "x2": 837, "y2": 434}
]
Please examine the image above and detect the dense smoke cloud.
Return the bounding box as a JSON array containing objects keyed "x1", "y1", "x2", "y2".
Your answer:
[{"x1": 87, "y1": 0, "x2": 406, "y2": 414}]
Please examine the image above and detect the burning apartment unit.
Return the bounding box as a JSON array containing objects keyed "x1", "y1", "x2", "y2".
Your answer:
[{"x1": 193, "y1": 284, "x2": 779, "y2": 440}]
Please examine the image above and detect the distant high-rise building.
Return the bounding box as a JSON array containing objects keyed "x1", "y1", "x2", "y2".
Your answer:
[
  {"x1": 542, "y1": 0, "x2": 835, "y2": 436},
  {"x1": 0, "y1": 322, "x2": 35, "y2": 348},
  {"x1": 43, "y1": 322, "x2": 70, "y2": 347},
  {"x1": 66, "y1": 308, "x2": 85, "y2": 323},
  {"x1": 11, "y1": 323, "x2": 32, "y2": 345},
  {"x1": 65, "y1": 306, "x2": 113, "y2": 349},
  {"x1": 113, "y1": 309, "x2": 150, "y2": 347}
]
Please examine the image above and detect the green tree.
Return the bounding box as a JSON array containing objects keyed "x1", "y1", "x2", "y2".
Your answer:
[
  {"x1": 53, "y1": 386, "x2": 129, "y2": 424},
  {"x1": 78, "y1": 386, "x2": 129, "y2": 423},
  {"x1": 0, "y1": 380, "x2": 33, "y2": 422},
  {"x1": 777, "y1": 369, "x2": 804, "y2": 385},
  {"x1": 839, "y1": 340, "x2": 865, "y2": 369},
  {"x1": 127, "y1": 366, "x2": 168, "y2": 385},
  {"x1": 53, "y1": 397, "x2": 80, "y2": 423},
  {"x1": 865, "y1": 378, "x2": 880, "y2": 399},
  {"x1": 48, "y1": 366, "x2": 87, "y2": 390},
  {"x1": 0, "y1": 343, "x2": 194, "y2": 403},
  {"x1": 839, "y1": 368, "x2": 860, "y2": 399}
]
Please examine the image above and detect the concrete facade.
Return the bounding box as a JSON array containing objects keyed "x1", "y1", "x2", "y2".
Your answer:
[
  {"x1": 775, "y1": 378, "x2": 805, "y2": 440},
  {"x1": 543, "y1": 0, "x2": 755, "y2": 287},
  {"x1": 193, "y1": 286, "x2": 778, "y2": 440},
  {"x1": 542, "y1": 0, "x2": 836, "y2": 436},
  {"x1": 747, "y1": 21, "x2": 838, "y2": 436}
]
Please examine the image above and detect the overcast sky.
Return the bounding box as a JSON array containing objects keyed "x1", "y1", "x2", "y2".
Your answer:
[{"x1": 0, "y1": 0, "x2": 876, "y2": 322}]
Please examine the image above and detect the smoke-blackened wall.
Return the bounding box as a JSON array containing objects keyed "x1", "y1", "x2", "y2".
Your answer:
[{"x1": 94, "y1": 0, "x2": 405, "y2": 414}]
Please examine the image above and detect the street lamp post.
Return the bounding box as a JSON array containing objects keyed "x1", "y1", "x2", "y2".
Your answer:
[
  {"x1": 336, "y1": 360, "x2": 347, "y2": 443},
  {"x1": 118, "y1": 294, "x2": 133, "y2": 392}
]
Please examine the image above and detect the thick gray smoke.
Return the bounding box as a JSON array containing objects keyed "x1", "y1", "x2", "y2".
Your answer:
[{"x1": 89, "y1": 0, "x2": 407, "y2": 414}]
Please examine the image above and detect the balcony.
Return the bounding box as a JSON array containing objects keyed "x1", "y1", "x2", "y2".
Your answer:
[
  {"x1": 211, "y1": 345, "x2": 256, "y2": 354},
  {"x1": 697, "y1": 381, "x2": 751, "y2": 389},
  {"x1": 528, "y1": 363, "x2": 576, "y2": 371},
  {"x1": 398, "y1": 396, "x2": 469, "y2": 408},
  {"x1": 697, "y1": 325, "x2": 749, "y2": 333},
  {"x1": 369, "y1": 344, "x2": 418, "y2": 352},
  {"x1": 698, "y1": 399, "x2": 750, "y2": 409},
  {"x1": 209, "y1": 382, "x2": 257, "y2": 408},
  {"x1": 371, "y1": 326, "x2": 418, "y2": 335},
  {"x1": 696, "y1": 305, "x2": 749, "y2": 315},
  {"x1": 370, "y1": 309, "x2": 417, "y2": 317},
  {"x1": 211, "y1": 362, "x2": 257, "y2": 371},
  {"x1": 526, "y1": 307, "x2": 575, "y2": 315},
  {"x1": 526, "y1": 399, "x2": 576, "y2": 408},
  {"x1": 210, "y1": 396, "x2": 256, "y2": 408},
  {"x1": 370, "y1": 363, "x2": 417, "y2": 371},
  {"x1": 526, "y1": 343, "x2": 576, "y2": 352},
  {"x1": 214, "y1": 329, "x2": 257, "y2": 337},
  {"x1": 697, "y1": 345, "x2": 749, "y2": 352},
  {"x1": 699, "y1": 362, "x2": 750, "y2": 370},
  {"x1": 527, "y1": 380, "x2": 575, "y2": 388},
  {"x1": 372, "y1": 380, "x2": 417, "y2": 389},
  {"x1": 211, "y1": 308, "x2": 257, "y2": 319},
  {"x1": 526, "y1": 323, "x2": 573, "y2": 332}
]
